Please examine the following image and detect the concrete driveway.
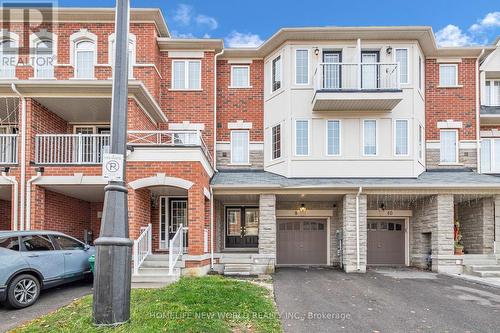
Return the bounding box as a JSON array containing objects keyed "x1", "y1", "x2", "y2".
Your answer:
[
  {"x1": 0, "y1": 280, "x2": 92, "y2": 333},
  {"x1": 274, "y1": 267, "x2": 500, "y2": 333}
]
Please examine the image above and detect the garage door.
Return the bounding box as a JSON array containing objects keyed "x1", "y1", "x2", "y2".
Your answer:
[
  {"x1": 367, "y1": 219, "x2": 405, "y2": 265},
  {"x1": 277, "y1": 219, "x2": 327, "y2": 265}
]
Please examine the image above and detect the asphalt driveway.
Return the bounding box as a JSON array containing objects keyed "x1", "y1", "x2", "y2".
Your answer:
[
  {"x1": 0, "y1": 280, "x2": 92, "y2": 333},
  {"x1": 274, "y1": 267, "x2": 500, "y2": 333}
]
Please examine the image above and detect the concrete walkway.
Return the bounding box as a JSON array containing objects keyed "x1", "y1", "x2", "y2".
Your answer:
[{"x1": 274, "y1": 267, "x2": 500, "y2": 333}]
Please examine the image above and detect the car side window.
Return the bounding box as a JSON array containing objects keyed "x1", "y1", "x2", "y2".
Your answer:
[
  {"x1": 21, "y1": 235, "x2": 55, "y2": 251},
  {"x1": 53, "y1": 235, "x2": 85, "y2": 250},
  {"x1": 0, "y1": 237, "x2": 20, "y2": 251}
]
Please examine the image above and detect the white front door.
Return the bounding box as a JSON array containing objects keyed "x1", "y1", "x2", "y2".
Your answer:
[
  {"x1": 361, "y1": 53, "x2": 378, "y2": 89},
  {"x1": 159, "y1": 197, "x2": 188, "y2": 250}
]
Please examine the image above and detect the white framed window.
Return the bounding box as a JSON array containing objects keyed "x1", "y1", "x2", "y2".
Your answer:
[
  {"x1": 172, "y1": 60, "x2": 201, "y2": 90},
  {"x1": 109, "y1": 34, "x2": 136, "y2": 77},
  {"x1": 35, "y1": 39, "x2": 54, "y2": 79},
  {"x1": 326, "y1": 120, "x2": 341, "y2": 156},
  {"x1": 230, "y1": 130, "x2": 249, "y2": 164},
  {"x1": 440, "y1": 129, "x2": 458, "y2": 164},
  {"x1": 481, "y1": 138, "x2": 500, "y2": 174},
  {"x1": 295, "y1": 49, "x2": 309, "y2": 85},
  {"x1": 418, "y1": 124, "x2": 424, "y2": 161},
  {"x1": 230, "y1": 65, "x2": 250, "y2": 88},
  {"x1": 295, "y1": 120, "x2": 309, "y2": 156},
  {"x1": 271, "y1": 124, "x2": 281, "y2": 160},
  {"x1": 0, "y1": 39, "x2": 17, "y2": 78},
  {"x1": 395, "y1": 48, "x2": 409, "y2": 84},
  {"x1": 75, "y1": 40, "x2": 95, "y2": 79},
  {"x1": 363, "y1": 120, "x2": 377, "y2": 156},
  {"x1": 394, "y1": 119, "x2": 409, "y2": 156},
  {"x1": 484, "y1": 80, "x2": 500, "y2": 106},
  {"x1": 271, "y1": 55, "x2": 281, "y2": 92},
  {"x1": 439, "y1": 64, "x2": 458, "y2": 87}
]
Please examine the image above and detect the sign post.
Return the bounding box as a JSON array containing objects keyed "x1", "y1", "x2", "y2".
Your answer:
[{"x1": 92, "y1": 0, "x2": 132, "y2": 326}]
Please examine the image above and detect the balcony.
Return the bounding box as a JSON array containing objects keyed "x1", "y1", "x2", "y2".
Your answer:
[
  {"x1": 480, "y1": 105, "x2": 500, "y2": 125},
  {"x1": 0, "y1": 134, "x2": 17, "y2": 164},
  {"x1": 35, "y1": 130, "x2": 212, "y2": 165},
  {"x1": 312, "y1": 63, "x2": 403, "y2": 111}
]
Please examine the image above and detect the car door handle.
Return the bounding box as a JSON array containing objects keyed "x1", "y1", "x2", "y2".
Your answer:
[
  {"x1": 28, "y1": 254, "x2": 39, "y2": 258},
  {"x1": 64, "y1": 253, "x2": 73, "y2": 255}
]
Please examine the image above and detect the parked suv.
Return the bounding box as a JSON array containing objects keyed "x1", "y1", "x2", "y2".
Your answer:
[{"x1": 0, "y1": 231, "x2": 95, "y2": 309}]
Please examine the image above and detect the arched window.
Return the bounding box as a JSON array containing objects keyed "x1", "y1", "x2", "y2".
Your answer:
[
  {"x1": 109, "y1": 34, "x2": 136, "y2": 77},
  {"x1": 35, "y1": 39, "x2": 54, "y2": 78},
  {"x1": 75, "y1": 40, "x2": 95, "y2": 78},
  {"x1": 0, "y1": 39, "x2": 17, "y2": 78}
]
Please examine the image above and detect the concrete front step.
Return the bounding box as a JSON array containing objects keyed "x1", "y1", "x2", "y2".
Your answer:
[
  {"x1": 131, "y1": 281, "x2": 175, "y2": 289},
  {"x1": 131, "y1": 274, "x2": 179, "y2": 284},
  {"x1": 219, "y1": 257, "x2": 254, "y2": 264},
  {"x1": 223, "y1": 263, "x2": 252, "y2": 275},
  {"x1": 138, "y1": 267, "x2": 179, "y2": 276},
  {"x1": 468, "y1": 265, "x2": 500, "y2": 272},
  {"x1": 468, "y1": 270, "x2": 500, "y2": 278}
]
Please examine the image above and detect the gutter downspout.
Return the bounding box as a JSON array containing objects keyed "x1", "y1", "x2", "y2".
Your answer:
[
  {"x1": 210, "y1": 186, "x2": 214, "y2": 270},
  {"x1": 213, "y1": 49, "x2": 224, "y2": 173},
  {"x1": 476, "y1": 49, "x2": 485, "y2": 173},
  {"x1": 11, "y1": 83, "x2": 26, "y2": 230},
  {"x1": 1, "y1": 172, "x2": 18, "y2": 230},
  {"x1": 356, "y1": 186, "x2": 363, "y2": 271},
  {"x1": 26, "y1": 171, "x2": 42, "y2": 230}
]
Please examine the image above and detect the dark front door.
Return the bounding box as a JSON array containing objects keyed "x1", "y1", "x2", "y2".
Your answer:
[{"x1": 225, "y1": 207, "x2": 259, "y2": 248}]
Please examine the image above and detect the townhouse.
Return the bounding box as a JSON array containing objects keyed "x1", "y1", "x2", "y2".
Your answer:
[{"x1": 1, "y1": 8, "x2": 500, "y2": 281}]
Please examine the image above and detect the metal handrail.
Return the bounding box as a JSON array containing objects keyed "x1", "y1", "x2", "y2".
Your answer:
[
  {"x1": 168, "y1": 224, "x2": 185, "y2": 276},
  {"x1": 133, "y1": 223, "x2": 152, "y2": 275}
]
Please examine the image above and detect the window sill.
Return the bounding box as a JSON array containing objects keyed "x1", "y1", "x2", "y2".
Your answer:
[
  {"x1": 438, "y1": 162, "x2": 463, "y2": 166},
  {"x1": 228, "y1": 163, "x2": 252, "y2": 166},
  {"x1": 69, "y1": 77, "x2": 97, "y2": 80},
  {"x1": 168, "y1": 88, "x2": 203, "y2": 92},
  {"x1": 228, "y1": 86, "x2": 252, "y2": 89},
  {"x1": 28, "y1": 77, "x2": 57, "y2": 80},
  {"x1": 437, "y1": 85, "x2": 463, "y2": 88},
  {"x1": 0, "y1": 77, "x2": 18, "y2": 80}
]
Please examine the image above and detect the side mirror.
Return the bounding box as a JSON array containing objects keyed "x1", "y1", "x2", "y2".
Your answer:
[{"x1": 84, "y1": 244, "x2": 91, "y2": 251}]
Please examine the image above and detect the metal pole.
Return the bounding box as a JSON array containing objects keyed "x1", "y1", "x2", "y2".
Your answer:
[{"x1": 92, "y1": 0, "x2": 132, "y2": 326}]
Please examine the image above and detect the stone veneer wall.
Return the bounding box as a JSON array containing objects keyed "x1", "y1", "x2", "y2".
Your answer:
[
  {"x1": 458, "y1": 198, "x2": 495, "y2": 254},
  {"x1": 258, "y1": 194, "x2": 276, "y2": 273},
  {"x1": 426, "y1": 148, "x2": 477, "y2": 169},
  {"x1": 331, "y1": 205, "x2": 343, "y2": 266},
  {"x1": 342, "y1": 194, "x2": 367, "y2": 273},
  {"x1": 216, "y1": 149, "x2": 264, "y2": 170},
  {"x1": 495, "y1": 196, "x2": 500, "y2": 254}
]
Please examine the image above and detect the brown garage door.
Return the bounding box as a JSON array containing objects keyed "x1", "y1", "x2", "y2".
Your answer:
[
  {"x1": 367, "y1": 219, "x2": 405, "y2": 265},
  {"x1": 277, "y1": 219, "x2": 327, "y2": 265}
]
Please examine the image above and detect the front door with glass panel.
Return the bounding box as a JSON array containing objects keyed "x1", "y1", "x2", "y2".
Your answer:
[
  {"x1": 361, "y1": 52, "x2": 379, "y2": 89},
  {"x1": 322, "y1": 51, "x2": 341, "y2": 89},
  {"x1": 225, "y1": 207, "x2": 259, "y2": 248},
  {"x1": 159, "y1": 197, "x2": 188, "y2": 250}
]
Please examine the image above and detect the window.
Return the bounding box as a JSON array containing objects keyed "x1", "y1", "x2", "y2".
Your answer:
[
  {"x1": 418, "y1": 124, "x2": 424, "y2": 161},
  {"x1": 34, "y1": 39, "x2": 54, "y2": 78},
  {"x1": 75, "y1": 40, "x2": 95, "y2": 78},
  {"x1": 295, "y1": 49, "x2": 309, "y2": 84},
  {"x1": 230, "y1": 65, "x2": 250, "y2": 88},
  {"x1": 484, "y1": 80, "x2": 500, "y2": 106},
  {"x1": 418, "y1": 56, "x2": 423, "y2": 91},
  {"x1": 21, "y1": 235, "x2": 54, "y2": 251},
  {"x1": 272, "y1": 55, "x2": 281, "y2": 92},
  {"x1": 439, "y1": 64, "x2": 458, "y2": 87},
  {"x1": 481, "y1": 138, "x2": 500, "y2": 173},
  {"x1": 0, "y1": 237, "x2": 19, "y2": 251},
  {"x1": 363, "y1": 120, "x2": 377, "y2": 155},
  {"x1": 53, "y1": 235, "x2": 85, "y2": 250},
  {"x1": 395, "y1": 48, "x2": 409, "y2": 84},
  {"x1": 226, "y1": 208, "x2": 241, "y2": 236},
  {"x1": 440, "y1": 130, "x2": 458, "y2": 163},
  {"x1": 361, "y1": 52, "x2": 378, "y2": 89},
  {"x1": 327, "y1": 120, "x2": 341, "y2": 155},
  {"x1": 323, "y1": 51, "x2": 341, "y2": 89},
  {"x1": 172, "y1": 60, "x2": 201, "y2": 90},
  {"x1": 295, "y1": 120, "x2": 309, "y2": 156},
  {"x1": 109, "y1": 38, "x2": 136, "y2": 77},
  {"x1": 394, "y1": 119, "x2": 409, "y2": 156},
  {"x1": 272, "y1": 124, "x2": 281, "y2": 159},
  {"x1": 0, "y1": 39, "x2": 17, "y2": 78},
  {"x1": 230, "y1": 130, "x2": 249, "y2": 164}
]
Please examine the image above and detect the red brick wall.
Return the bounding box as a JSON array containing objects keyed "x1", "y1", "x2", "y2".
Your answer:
[
  {"x1": 90, "y1": 202, "x2": 103, "y2": 241},
  {"x1": 425, "y1": 59, "x2": 477, "y2": 141},
  {"x1": 127, "y1": 99, "x2": 158, "y2": 131},
  {"x1": 0, "y1": 199, "x2": 12, "y2": 230},
  {"x1": 128, "y1": 188, "x2": 151, "y2": 239},
  {"x1": 160, "y1": 52, "x2": 215, "y2": 154},
  {"x1": 216, "y1": 59, "x2": 264, "y2": 142}
]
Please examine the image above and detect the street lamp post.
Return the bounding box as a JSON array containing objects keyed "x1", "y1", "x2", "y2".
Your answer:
[{"x1": 92, "y1": 0, "x2": 132, "y2": 326}]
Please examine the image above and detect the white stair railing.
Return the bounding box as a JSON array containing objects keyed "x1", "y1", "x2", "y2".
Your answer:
[
  {"x1": 168, "y1": 224, "x2": 184, "y2": 276},
  {"x1": 0, "y1": 134, "x2": 17, "y2": 164},
  {"x1": 133, "y1": 223, "x2": 152, "y2": 275}
]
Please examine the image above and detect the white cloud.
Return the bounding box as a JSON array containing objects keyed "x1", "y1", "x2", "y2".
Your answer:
[
  {"x1": 171, "y1": 30, "x2": 196, "y2": 39},
  {"x1": 470, "y1": 11, "x2": 500, "y2": 32},
  {"x1": 172, "y1": 4, "x2": 193, "y2": 26},
  {"x1": 196, "y1": 14, "x2": 218, "y2": 30},
  {"x1": 225, "y1": 31, "x2": 263, "y2": 48},
  {"x1": 435, "y1": 24, "x2": 473, "y2": 47}
]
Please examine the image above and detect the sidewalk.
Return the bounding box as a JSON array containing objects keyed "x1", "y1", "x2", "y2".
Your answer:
[{"x1": 444, "y1": 273, "x2": 500, "y2": 289}]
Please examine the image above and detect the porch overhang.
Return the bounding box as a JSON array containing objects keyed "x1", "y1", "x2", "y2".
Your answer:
[
  {"x1": 312, "y1": 90, "x2": 403, "y2": 111},
  {"x1": 0, "y1": 80, "x2": 167, "y2": 124},
  {"x1": 33, "y1": 174, "x2": 106, "y2": 202}
]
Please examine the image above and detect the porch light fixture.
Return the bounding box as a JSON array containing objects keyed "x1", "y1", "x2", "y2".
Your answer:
[
  {"x1": 299, "y1": 203, "x2": 307, "y2": 213},
  {"x1": 380, "y1": 203, "x2": 386, "y2": 211},
  {"x1": 314, "y1": 47, "x2": 320, "y2": 56},
  {"x1": 386, "y1": 46, "x2": 392, "y2": 55},
  {"x1": 0, "y1": 167, "x2": 10, "y2": 173}
]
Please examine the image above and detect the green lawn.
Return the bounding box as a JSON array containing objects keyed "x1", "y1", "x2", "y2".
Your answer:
[{"x1": 12, "y1": 276, "x2": 282, "y2": 333}]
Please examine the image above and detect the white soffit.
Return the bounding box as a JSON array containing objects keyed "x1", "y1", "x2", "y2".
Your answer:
[{"x1": 168, "y1": 51, "x2": 204, "y2": 58}]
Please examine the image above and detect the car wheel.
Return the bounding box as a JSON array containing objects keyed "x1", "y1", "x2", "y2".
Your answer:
[{"x1": 7, "y1": 274, "x2": 41, "y2": 309}]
